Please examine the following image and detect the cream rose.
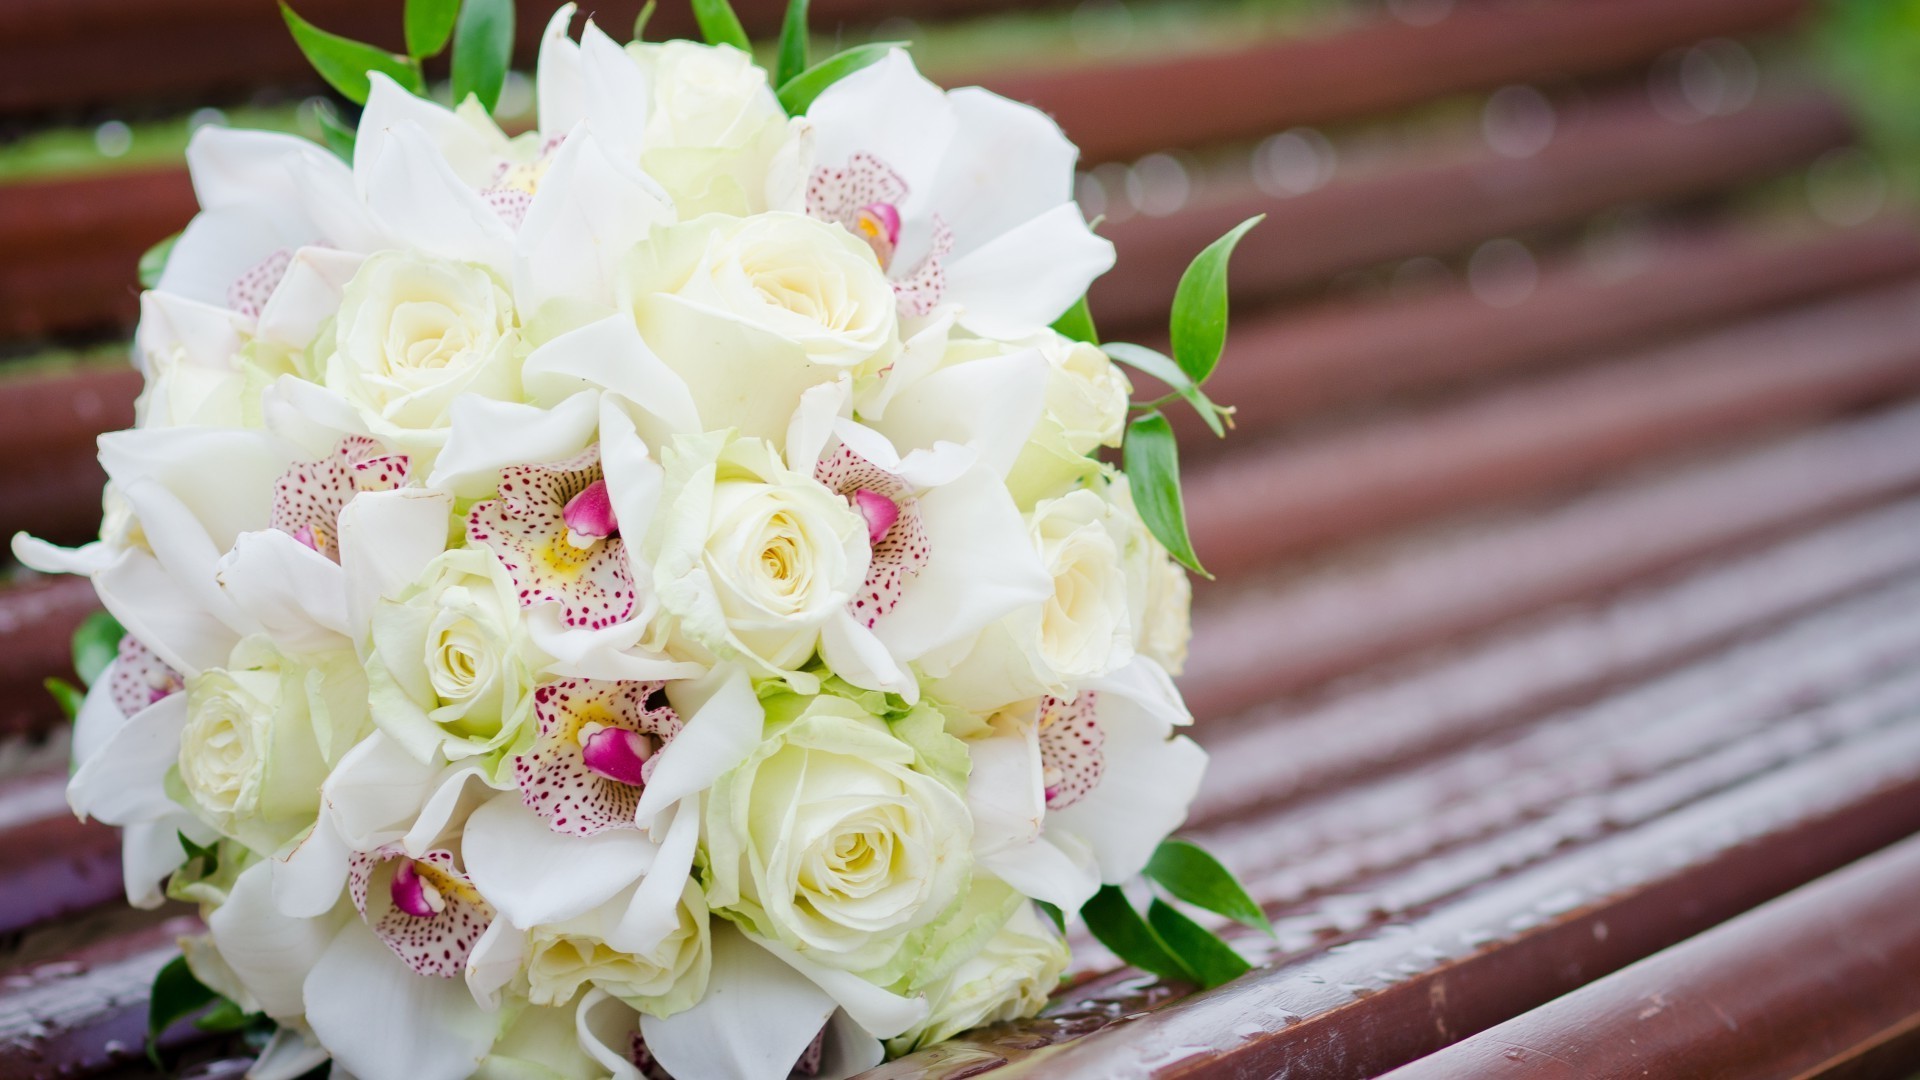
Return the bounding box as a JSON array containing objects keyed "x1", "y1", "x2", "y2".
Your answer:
[
  {"x1": 923, "y1": 486, "x2": 1135, "y2": 711},
  {"x1": 648, "y1": 434, "x2": 869, "y2": 680},
  {"x1": 1103, "y1": 475, "x2": 1193, "y2": 674},
  {"x1": 368, "y1": 547, "x2": 541, "y2": 768},
  {"x1": 887, "y1": 898, "x2": 1068, "y2": 1054},
  {"x1": 323, "y1": 251, "x2": 521, "y2": 455},
  {"x1": 932, "y1": 330, "x2": 1127, "y2": 507},
  {"x1": 627, "y1": 212, "x2": 901, "y2": 442},
  {"x1": 704, "y1": 691, "x2": 973, "y2": 975},
  {"x1": 180, "y1": 636, "x2": 370, "y2": 851},
  {"x1": 527, "y1": 881, "x2": 712, "y2": 1016},
  {"x1": 1027, "y1": 488, "x2": 1134, "y2": 682},
  {"x1": 626, "y1": 40, "x2": 806, "y2": 216}
]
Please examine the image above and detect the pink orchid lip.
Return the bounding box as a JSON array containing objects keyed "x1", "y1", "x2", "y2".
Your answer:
[
  {"x1": 562, "y1": 479, "x2": 619, "y2": 546},
  {"x1": 390, "y1": 859, "x2": 444, "y2": 918},
  {"x1": 852, "y1": 489, "x2": 900, "y2": 545},
  {"x1": 291, "y1": 524, "x2": 321, "y2": 551},
  {"x1": 855, "y1": 203, "x2": 902, "y2": 266},
  {"x1": 581, "y1": 724, "x2": 654, "y2": 787}
]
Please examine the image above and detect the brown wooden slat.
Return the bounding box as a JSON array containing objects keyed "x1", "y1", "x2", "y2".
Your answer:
[
  {"x1": 0, "y1": 772, "x2": 123, "y2": 937},
  {"x1": 0, "y1": 0, "x2": 988, "y2": 116},
  {"x1": 1169, "y1": 222, "x2": 1920, "y2": 447},
  {"x1": 1180, "y1": 397, "x2": 1920, "y2": 720},
  {"x1": 1377, "y1": 833, "x2": 1920, "y2": 1080},
  {"x1": 1189, "y1": 494, "x2": 1920, "y2": 823},
  {"x1": 1092, "y1": 94, "x2": 1854, "y2": 331},
  {"x1": 0, "y1": 915, "x2": 205, "y2": 1080},
  {"x1": 0, "y1": 577, "x2": 99, "y2": 742},
  {"x1": 0, "y1": 366, "x2": 137, "y2": 549},
  {"x1": 986, "y1": 0, "x2": 1810, "y2": 163},
  {"x1": 1185, "y1": 279, "x2": 1920, "y2": 579},
  {"x1": 868, "y1": 576, "x2": 1920, "y2": 1077},
  {"x1": 0, "y1": 53, "x2": 1854, "y2": 341}
]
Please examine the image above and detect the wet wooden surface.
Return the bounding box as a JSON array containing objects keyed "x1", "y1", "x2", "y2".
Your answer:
[{"x1": 4, "y1": 0, "x2": 1920, "y2": 1077}]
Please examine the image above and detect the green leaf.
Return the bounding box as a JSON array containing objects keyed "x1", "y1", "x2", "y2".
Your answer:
[
  {"x1": 1105, "y1": 342, "x2": 1226, "y2": 438},
  {"x1": 1052, "y1": 295, "x2": 1098, "y2": 345},
  {"x1": 1146, "y1": 899, "x2": 1251, "y2": 989},
  {"x1": 1169, "y1": 215, "x2": 1262, "y2": 385},
  {"x1": 194, "y1": 997, "x2": 254, "y2": 1033},
  {"x1": 1036, "y1": 900, "x2": 1066, "y2": 934},
  {"x1": 316, "y1": 102, "x2": 357, "y2": 161},
  {"x1": 1081, "y1": 885, "x2": 1193, "y2": 983},
  {"x1": 280, "y1": 3, "x2": 426, "y2": 105},
  {"x1": 452, "y1": 0, "x2": 515, "y2": 113},
  {"x1": 71, "y1": 610, "x2": 125, "y2": 687},
  {"x1": 137, "y1": 233, "x2": 179, "y2": 290},
  {"x1": 179, "y1": 831, "x2": 222, "y2": 879},
  {"x1": 777, "y1": 42, "x2": 901, "y2": 116},
  {"x1": 632, "y1": 0, "x2": 658, "y2": 41},
  {"x1": 1146, "y1": 838, "x2": 1272, "y2": 936},
  {"x1": 775, "y1": 0, "x2": 811, "y2": 91},
  {"x1": 147, "y1": 955, "x2": 218, "y2": 1067},
  {"x1": 44, "y1": 678, "x2": 83, "y2": 722},
  {"x1": 691, "y1": 0, "x2": 751, "y2": 51},
  {"x1": 1123, "y1": 411, "x2": 1207, "y2": 577},
  {"x1": 405, "y1": 0, "x2": 460, "y2": 58}
]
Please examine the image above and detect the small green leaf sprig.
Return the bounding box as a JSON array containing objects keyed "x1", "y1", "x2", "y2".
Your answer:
[
  {"x1": 1079, "y1": 839, "x2": 1274, "y2": 989},
  {"x1": 148, "y1": 955, "x2": 268, "y2": 1070},
  {"x1": 1055, "y1": 216, "x2": 1262, "y2": 578}
]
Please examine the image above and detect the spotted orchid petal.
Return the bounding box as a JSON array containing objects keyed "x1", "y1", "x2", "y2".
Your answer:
[
  {"x1": 271, "y1": 437, "x2": 412, "y2": 562},
  {"x1": 1048, "y1": 658, "x2": 1207, "y2": 883},
  {"x1": 467, "y1": 446, "x2": 637, "y2": 630},
  {"x1": 108, "y1": 635, "x2": 183, "y2": 720},
  {"x1": 814, "y1": 444, "x2": 930, "y2": 631},
  {"x1": 1037, "y1": 692, "x2": 1104, "y2": 810},
  {"x1": 347, "y1": 845, "x2": 494, "y2": 977},
  {"x1": 513, "y1": 677, "x2": 683, "y2": 837},
  {"x1": 804, "y1": 49, "x2": 1109, "y2": 335}
]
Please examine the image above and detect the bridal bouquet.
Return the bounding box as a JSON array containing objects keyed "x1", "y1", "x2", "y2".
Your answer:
[{"x1": 16, "y1": 2, "x2": 1267, "y2": 1077}]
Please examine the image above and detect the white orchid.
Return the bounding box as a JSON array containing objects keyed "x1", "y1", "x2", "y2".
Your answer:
[
  {"x1": 805, "y1": 49, "x2": 1114, "y2": 338},
  {"x1": 965, "y1": 658, "x2": 1209, "y2": 913}
]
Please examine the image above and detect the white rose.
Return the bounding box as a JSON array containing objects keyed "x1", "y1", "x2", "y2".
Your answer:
[
  {"x1": 1103, "y1": 474, "x2": 1192, "y2": 674},
  {"x1": 923, "y1": 487, "x2": 1135, "y2": 711},
  {"x1": 887, "y1": 899, "x2": 1067, "y2": 1054},
  {"x1": 648, "y1": 433, "x2": 869, "y2": 681},
  {"x1": 627, "y1": 212, "x2": 901, "y2": 442},
  {"x1": 627, "y1": 40, "x2": 806, "y2": 216},
  {"x1": 704, "y1": 691, "x2": 973, "y2": 974},
  {"x1": 934, "y1": 330, "x2": 1127, "y2": 507},
  {"x1": 368, "y1": 547, "x2": 541, "y2": 768},
  {"x1": 180, "y1": 636, "x2": 370, "y2": 851},
  {"x1": 527, "y1": 881, "x2": 712, "y2": 1017},
  {"x1": 324, "y1": 251, "x2": 521, "y2": 455}
]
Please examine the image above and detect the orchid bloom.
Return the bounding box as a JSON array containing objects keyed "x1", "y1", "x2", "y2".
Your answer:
[
  {"x1": 966, "y1": 658, "x2": 1209, "y2": 913},
  {"x1": 468, "y1": 446, "x2": 637, "y2": 630},
  {"x1": 786, "y1": 381, "x2": 1052, "y2": 702},
  {"x1": 273, "y1": 436, "x2": 412, "y2": 560},
  {"x1": 514, "y1": 678, "x2": 683, "y2": 836},
  {"x1": 804, "y1": 50, "x2": 1114, "y2": 338},
  {"x1": 348, "y1": 845, "x2": 495, "y2": 977}
]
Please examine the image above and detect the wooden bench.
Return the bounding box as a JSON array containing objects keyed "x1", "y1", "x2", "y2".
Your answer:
[{"x1": 5, "y1": 0, "x2": 1920, "y2": 1076}]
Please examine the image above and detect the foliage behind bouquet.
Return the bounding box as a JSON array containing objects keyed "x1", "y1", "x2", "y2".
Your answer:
[{"x1": 18, "y1": 1, "x2": 1268, "y2": 1076}]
